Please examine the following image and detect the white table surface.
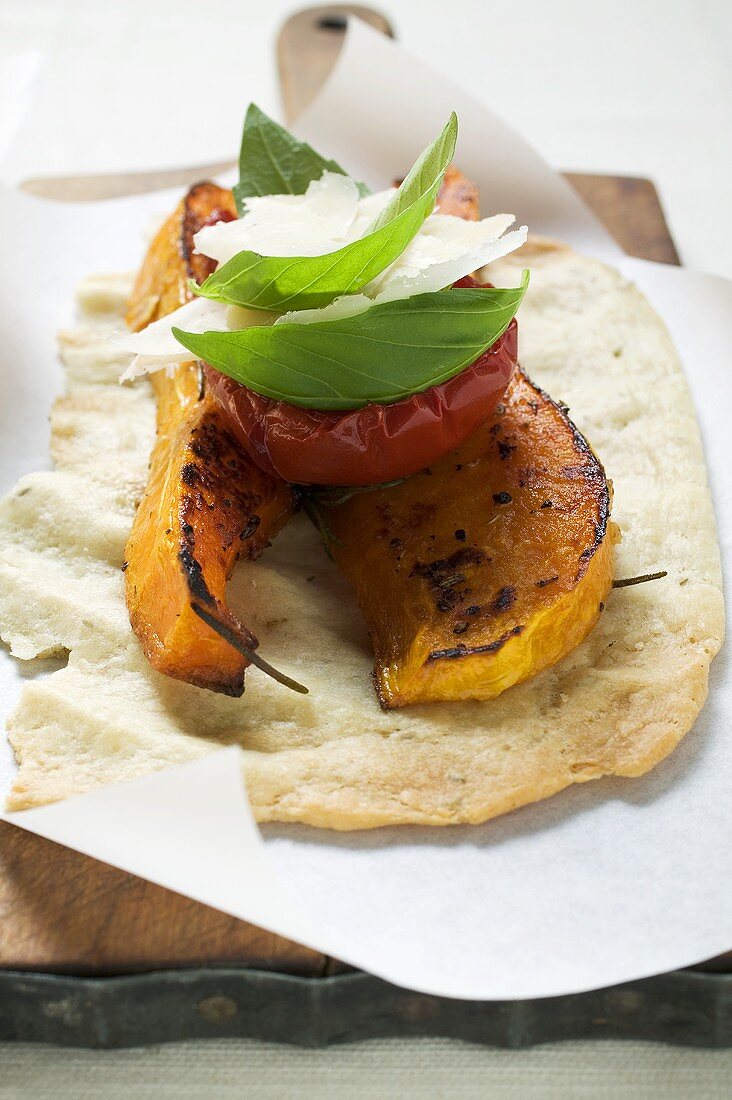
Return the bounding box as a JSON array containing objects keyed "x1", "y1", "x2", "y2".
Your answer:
[{"x1": 1, "y1": 0, "x2": 732, "y2": 1093}]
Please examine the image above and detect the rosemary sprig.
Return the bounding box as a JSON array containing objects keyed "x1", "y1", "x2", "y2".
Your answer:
[
  {"x1": 612, "y1": 570, "x2": 668, "y2": 589},
  {"x1": 297, "y1": 494, "x2": 344, "y2": 563},
  {"x1": 296, "y1": 479, "x2": 406, "y2": 561},
  {"x1": 191, "y1": 602, "x2": 308, "y2": 694},
  {"x1": 306, "y1": 478, "x2": 406, "y2": 507}
]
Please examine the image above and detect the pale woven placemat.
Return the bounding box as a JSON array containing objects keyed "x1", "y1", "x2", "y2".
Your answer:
[{"x1": 1, "y1": 1039, "x2": 731, "y2": 1098}]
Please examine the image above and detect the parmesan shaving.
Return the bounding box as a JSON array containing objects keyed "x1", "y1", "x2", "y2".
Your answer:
[
  {"x1": 194, "y1": 172, "x2": 364, "y2": 263},
  {"x1": 281, "y1": 219, "x2": 528, "y2": 325},
  {"x1": 118, "y1": 297, "x2": 230, "y2": 380}
]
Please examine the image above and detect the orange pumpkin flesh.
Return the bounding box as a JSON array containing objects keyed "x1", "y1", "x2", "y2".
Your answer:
[
  {"x1": 434, "y1": 165, "x2": 480, "y2": 220},
  {"x1": 124, "y1": 183, "x2": 296, "y2": 696},
  {"x1": 325, "y1": 368, "x2": 617, "y2": 708}
]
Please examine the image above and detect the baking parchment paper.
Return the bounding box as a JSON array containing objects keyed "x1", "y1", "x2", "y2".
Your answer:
[{"x1": 0, "y1": 18, "x2": 730, "y2": 999}]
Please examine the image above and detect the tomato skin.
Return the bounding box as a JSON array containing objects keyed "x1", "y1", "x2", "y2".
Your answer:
[{"x1": 204, "y1": 279, "x2": 518, "y2": 486}]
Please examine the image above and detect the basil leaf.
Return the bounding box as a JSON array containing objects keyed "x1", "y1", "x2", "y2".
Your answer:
[
  {"x1": 172, "y1": 273, "x2": 528, "y2": 412},
  {"x1": 367, "y1": 112, "x2": 457, "y2": 233},
  {"x1": 196, "y1": 114, "x2": 458, "y2": 313},
  {"x1": 233, "y1": 103, "x2": 368, "y2": 213}
]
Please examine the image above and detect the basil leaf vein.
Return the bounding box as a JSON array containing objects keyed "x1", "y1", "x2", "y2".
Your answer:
[
  {"x1": 233, "y1": 103, "x2": 369, "y2": 212},
  {"x1": 197, "y1": 114, "x2": 459, "y2": 313},
  {"x1": 172, "y1": 273, "x2": 528, "y2": 411}
]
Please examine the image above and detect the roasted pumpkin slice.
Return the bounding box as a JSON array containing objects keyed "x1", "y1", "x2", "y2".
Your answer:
[
  {"x1": 125, "y1": 181, "x2": 235, "y2": 332},
  {"x1": 435, "y1": 166, "x2": 479, "y2": 220},
  {"x1": 394, "y1": 165, "x2": 479, "y2": 221},
  {"x1": 124, "y1": 183, "x2": 297, "y2": 696},
  {"x1": 326, "y1": 368, "x2": 617, "y2": 708}
]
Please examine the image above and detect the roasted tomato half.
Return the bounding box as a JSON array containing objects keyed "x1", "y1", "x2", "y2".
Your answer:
[{"x1": 204, "y1": 278, "x2": 517, "y2": 487}]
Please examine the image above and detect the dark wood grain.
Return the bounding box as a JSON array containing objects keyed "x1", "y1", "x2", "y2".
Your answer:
[
  {"x1": 0, "y1": 822, "x2": 329, "y2": 975},
  {"x1": 566, "y1": 173, "x2": 680, "y2": 265},
  {"x1": 4, "y1": 5, "x2": 703, "y2": 979}
]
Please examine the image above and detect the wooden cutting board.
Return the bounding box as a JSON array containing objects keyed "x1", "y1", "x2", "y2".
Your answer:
[{"x1": 2, "y1": 5, "x2": 688, "y2": 977}]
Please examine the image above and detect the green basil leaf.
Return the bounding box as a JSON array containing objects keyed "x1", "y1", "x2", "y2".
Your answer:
[
  {"x1": 196, "y1": 114, "x2": 458, "y2": 313},
  {"x1": 172, "y1": 272, "x2": 528, "y2": 412},
  {"x1": 233, "y1": 103, "x2": 368, "y2": 213},
  {"x1": 366, "y1": 112, "x2": 457, "y2": 233}
]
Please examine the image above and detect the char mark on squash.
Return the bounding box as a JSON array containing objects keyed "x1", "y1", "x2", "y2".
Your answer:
[
  {"x1": 180, "y1": 182, "x2": 220, "y2": 280},
  {"x1": 181, "y1": 462, "x2": 200, "y2": 487},
  {"x1": 526, "y1": 375, "x2": 611, "y2": 581},
  {"x1": 240, "y1": 515, "x2": 261, "y2": 540},
  {"x1": 427, "y1": 624, "x2": 524, "y2": 662},
  {"x1": 410, "y1": 547, "x2": 487, "y2": 613},
  {"x1": 574, "y1": 508, "x2": 610, "y2": 581},
  {"x1": 492, "y1": 585, "x2": 516, "y2": 612},
  {"x1": 409, "y1": 547, "x2": 486, "y2": 582},
  {"x1": 177, "y1": 546, "x2": 215, "y2": 606}
]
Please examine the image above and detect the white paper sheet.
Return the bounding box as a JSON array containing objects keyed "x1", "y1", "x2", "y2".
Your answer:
[
  {"x1": 294, "y1": 20, "x2": 623, "y2": 263},
  {"x1": 1, "y1": 18, "x2": 730, "y2": 1000}
]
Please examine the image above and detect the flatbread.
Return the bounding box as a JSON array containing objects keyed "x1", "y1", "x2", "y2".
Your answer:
[{"x1": 0, "y1": 241, "x2": 724, "y2": 828}]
